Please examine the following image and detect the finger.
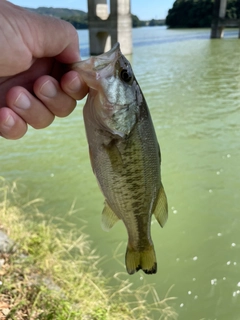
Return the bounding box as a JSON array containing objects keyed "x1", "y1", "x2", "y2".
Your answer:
[
  {"x1": 27, "y1": 13, "x2": 80, "y2": 63},
  {"x1": 6, "y1": 86, "x2": 55, "y2": 129},
  {"x1": 34, "y1": 76, "x2": 77, "y2": 117},
  {"x1": 0, "y1": 107, "x2": 27, "y2": 139},
  {"x1": 61, "y1": 70, "x2": 89, "y2": 101}
]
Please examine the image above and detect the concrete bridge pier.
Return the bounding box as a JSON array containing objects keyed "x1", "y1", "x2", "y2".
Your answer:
[
  {"x1": 211, "y1": 0, "x2": 227, "y2": 38},
  {"x1": 88, "y1": 0, "x2": 132, "y2": 55}
]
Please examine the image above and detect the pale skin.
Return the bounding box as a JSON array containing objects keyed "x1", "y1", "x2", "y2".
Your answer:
[{"x1": 0, "y1": 0, "x2": 88, "y2": 139}]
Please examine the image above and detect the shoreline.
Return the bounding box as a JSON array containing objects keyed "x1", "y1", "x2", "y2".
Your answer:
[{"x1": 0, "y1": 178, "x2": 177, "y2": 320}]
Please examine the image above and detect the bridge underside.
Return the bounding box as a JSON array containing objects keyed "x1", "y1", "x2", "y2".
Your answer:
[
  {"x1": 88, "y1": 0, "x2": 132, "y2": 55},
  {"x1": 211, "y1": 0, "x2": 240, "y2": 38}
]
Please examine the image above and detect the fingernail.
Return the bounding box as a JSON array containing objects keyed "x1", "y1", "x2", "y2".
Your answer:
[
  {"x1": 40, "y1": 80, "x2": 57, "y2": 98},
  {"x1": 14, "y1": 92, "x2": 31, "y2": 110},
  {"x1": 4, "y1": 114, "x2": 15, "y2": 128},
  {"x1": 68, "y1": 76, "x2": 81, "y2": 92}
]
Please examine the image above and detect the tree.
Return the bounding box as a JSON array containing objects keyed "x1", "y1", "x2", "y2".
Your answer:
[
  {"x1": 166, "y1": 0, "x2": 240, "y2": 28},
  {"x1": 149, "y1": 19, "x2": 165, "y2": 26},
  {"x1": 62, "y1": 15, "x2": 88, "y2": 29},
  {"x1": 132, "y1": 14, "x2": 146, "y2": 27}
]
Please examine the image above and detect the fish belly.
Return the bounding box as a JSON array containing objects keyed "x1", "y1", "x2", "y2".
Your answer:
[{"x1": 86, "y1": 110, "x2": 161, "y2": 247}]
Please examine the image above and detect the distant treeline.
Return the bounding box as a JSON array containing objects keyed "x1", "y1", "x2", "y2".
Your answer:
[
  {"x1": 166, "y1": 0, "x2": 240, "y2": 28},
  {"x1": 25, "y1": 7, "x2": 165, "y2": 29},
  {"x1": 63, "y1": 15, "x2": 88, "y2": 29},
  {"x1": 132, "y1": 15, "x2": 165, "y2": 27},
  {"x1": 25, "y1": 7, "x2": 88, "y2": 28}
]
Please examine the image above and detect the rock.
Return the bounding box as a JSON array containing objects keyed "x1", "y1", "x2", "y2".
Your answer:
[
  {"x1": 0, "y1": 230, "x2": 15, "y2": 253},
  {"x1": 0, "y1": 231, "x2": 63, "y2": 298},
  {"x1": 0, "y1": 259, "x2": 5, "y2": 268},
  {"x1": 2, "y1": 308, "x2": 10, "y2": 316}
]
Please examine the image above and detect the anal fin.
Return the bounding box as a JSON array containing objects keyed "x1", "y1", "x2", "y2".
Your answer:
[
  {"x1": 153, "y1": 183, "x2": 168, "y2": 227},
  {"x1": 101, "y1": 201, "x2": 120, "y2": 232}
]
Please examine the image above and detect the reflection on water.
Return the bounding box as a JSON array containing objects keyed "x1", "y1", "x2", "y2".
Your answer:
[{"x1": 2, "y1": 27, "x2": 240, "y2": 319}]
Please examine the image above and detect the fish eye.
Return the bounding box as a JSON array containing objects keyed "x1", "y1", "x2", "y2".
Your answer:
[{"x1": 120, "y1": 69, "x2": 132, "y2": 83}]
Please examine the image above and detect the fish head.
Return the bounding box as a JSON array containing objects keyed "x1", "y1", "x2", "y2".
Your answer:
[{"x1": 72, "y1": 43, "x2": 143, "y2": 137}]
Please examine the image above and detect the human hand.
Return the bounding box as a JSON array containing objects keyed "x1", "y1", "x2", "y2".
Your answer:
[{"x1": 0, "y1": 1, "x2": 88, "y2": 139}]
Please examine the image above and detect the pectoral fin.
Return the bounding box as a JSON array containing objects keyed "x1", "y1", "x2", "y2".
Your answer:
[
  {"x1": 101, "y1": 201, "x2": 120, "y2": 231},
  {"x1": 153, "y1": 184, "x2": 168, "y2": 227},
  {"x1": 103, "y1": 140, "x2": 123, "y2": 172}
]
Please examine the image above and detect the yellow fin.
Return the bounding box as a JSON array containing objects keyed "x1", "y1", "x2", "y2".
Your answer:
[
  {"x1": 101, "y1": 201, "x2": 119, "y2": 232},
  {"x1": 125, "y1": 245, "x2": 157, "y2": 275},
  {"x1": 153, "y1": 184, "x2": 168, "y2": 227}
]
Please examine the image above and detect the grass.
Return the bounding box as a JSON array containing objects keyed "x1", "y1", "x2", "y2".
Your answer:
[{"x1": 0, "y1": 177, "x2": 178, "y2": 320}]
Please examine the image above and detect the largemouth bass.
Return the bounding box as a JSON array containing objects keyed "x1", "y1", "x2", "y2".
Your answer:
[{"x1": 72, "y1": 43, "x2": 168, "y2": 275}]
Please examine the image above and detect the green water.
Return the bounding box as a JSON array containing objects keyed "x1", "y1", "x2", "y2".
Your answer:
[{"x1": 2, "y1": 27, "x2": 240, "y2": 319}]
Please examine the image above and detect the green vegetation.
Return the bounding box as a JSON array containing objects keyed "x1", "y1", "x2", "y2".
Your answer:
[
  {"x1": 64, "y1": 13, "x2": 152, "y2": 29},
  {"x1": 132, "y1": 14, "x2": 146, "y2": 27},
  {"x1": 166, "y1": 0, "x2": 240, "y2": 28},
  {"x1": 25, "y1": 7, "x2": 89, "y2": 29},
  {"x1": 25, "y1": 7, "x2": 166, "y2": 29},
  {"x1": 149, "y1": 19, "x2": 166, "y2": 27},
  {"x1": 225, "y1": 0, "x2": 240, "y2": 19},
  {"x1": 63, "y1": 15, "x2": 88, "y2": 29},
  {"x1": 26, "y1": 6, "x2": 87, "y2": 19},
  {"x1": 0, "y1": 178, "x2": 177, "y2": 320}
]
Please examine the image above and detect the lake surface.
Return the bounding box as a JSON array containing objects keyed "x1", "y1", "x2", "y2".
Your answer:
[{"x1": 2, "y1": 27, "x2": 240, "y2": 319}]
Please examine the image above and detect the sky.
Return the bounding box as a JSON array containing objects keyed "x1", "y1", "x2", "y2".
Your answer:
[{"x1": 10, "y1": 0, "x2": 175, "y2": 20}]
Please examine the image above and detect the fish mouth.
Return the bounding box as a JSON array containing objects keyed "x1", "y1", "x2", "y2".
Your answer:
[
  {"x1": 71, "y1": 42, "x2": 122, "y2": 73},
  {"x1": 97, "y1": 42, "x2": 121, "y2": 58},
  {"x1": 104, "y1": 42, "x2": 121, "y2": 56},
  {"x1": 93, "y1": 42, "x2": 122, "y2": 71}
]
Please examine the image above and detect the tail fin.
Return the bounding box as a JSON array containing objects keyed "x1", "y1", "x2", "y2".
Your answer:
[{"x1": 125, "y1": 244, "x2": 157, "y2": 275}]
